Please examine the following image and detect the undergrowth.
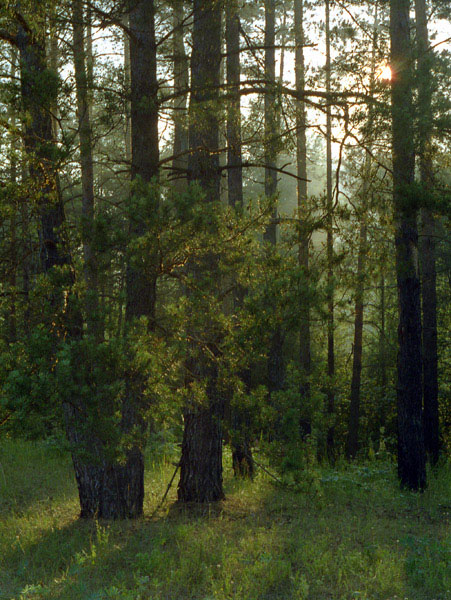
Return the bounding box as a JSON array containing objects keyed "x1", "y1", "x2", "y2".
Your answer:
[{"x1": 0, "y1": 439, "x2": 449, "y2": 600}]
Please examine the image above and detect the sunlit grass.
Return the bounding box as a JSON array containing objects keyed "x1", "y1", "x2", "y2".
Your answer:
[{"x1": 0, "y1": 439, "x2": 449, "y2": 599}]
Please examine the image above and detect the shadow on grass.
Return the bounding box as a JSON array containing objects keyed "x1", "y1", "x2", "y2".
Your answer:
[
  {"x1": 0, "y1": 440, "x2": 77, "y2": 518},
  {"x1": 1, "y1": 445, "x2": 449, "y2": 600}
]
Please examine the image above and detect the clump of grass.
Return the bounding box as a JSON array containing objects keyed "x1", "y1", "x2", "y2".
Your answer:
[{"x1": 0, "y1": 438, "x2": 449, "y2": 600}]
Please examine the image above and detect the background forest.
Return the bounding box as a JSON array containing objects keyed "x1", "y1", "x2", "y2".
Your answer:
[{"x1": 0, "y1": 0, "x2": 450, "y2": 598}]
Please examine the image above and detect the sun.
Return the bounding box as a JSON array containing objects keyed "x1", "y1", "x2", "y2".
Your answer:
[{"x1": 378, "y1": 65, "x2": 392, "y2": 81}]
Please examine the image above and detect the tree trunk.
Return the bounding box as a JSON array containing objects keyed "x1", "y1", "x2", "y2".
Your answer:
[
  {"x1": 294, "y1": 0, "x2": 311, "y2": 437},
  {"x1": 225, "y1": 0, "x2": 254, "y2": 478},
  {"x1": 325, "y1": 0, "x2": 335, "y2": 462},
  {"x1": 226, "y1": 0, "x2": 243, "y2": 211},
  {"x1": 72, "y1": 0, "x2": 101, "y2": 340},
  {"x1": 415, "y1": 0, "x2": 439, "y2": 465},
  {"x1": 15, "y1": 10, "x2": 114, "y2": 517},
  {"x1": 7, "y1": 47, "x2": 18, "y2": 344},
  {"x1": 377, "y1": 273, "x2": 388, "y2": 442},
  {"x1": 264, "y1": 0, "x2": 285, "y2": 397},
  {"x1": 346, "y1": 7, "x2": 378, "y2": 459},
  {"x1": 107, "y1": 0, "x2": 160, "y2": 518},
  {"x1": 390, "y1": 0, "x2": 426, "y2": 490},
  {"x1": 172, "y1": 0, "x2": 189, "y2": 194},
  {"x1": 346, "y1": 218, "x2": 367, "y2": 459},
  {"x1": 177, "y1": 0, "x2": 224, "y2": 503}
]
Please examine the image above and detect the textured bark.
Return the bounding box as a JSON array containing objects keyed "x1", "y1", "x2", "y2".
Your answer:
[
  {"x1": 294, "y1": 0, "x2": 311, "y2": 435},
  {"x1": 109, "y1": 0, "x2": 160, "y2": 518},
  {"x1": 126, "y1": 0, "x2": 159, "y2": 324},
  {"x1": 415, "y1": 0, "x2": 439, "y2": 465},
  {"x1": 178, "y1": 0, "x2": 224, "y2": 504},
  {"x1": 172, "y1": 0, "x2": 189, "y2": 194},
  {"x1": 325, "y1": 0, "x2": 335, "y2": 461},
  {"x1": 178, "y1": 394, "x2": 224, "y2": 502},
  {"x1": 72, "y1": 0, "x2": 101, "y2": 340},
  {"x1": 390, "y1": 0, "x2": 426, "y2": 490}
]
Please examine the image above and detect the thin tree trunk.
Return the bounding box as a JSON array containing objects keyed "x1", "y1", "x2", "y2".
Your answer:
[
  {"x1": 123, "y1": 18, "x2": 132, "y2": 166},
  {"x1": 172, "y1": 0, "x2": 188, "y2": 194},
  {"x1": 72, "y1": 0, "x2": 101, "y2": 340},
  {"x1": 346, "y1": 217, "x2": 367, "y2": 459},
  {"x1": 178, "y1": 0, "x2": 224, "y2": 503},
  {"x1": 415, "y1": 0, "x2": 439, "y2": 465},
  {"x1": 264, "y1": 0, "x2": 285, "y2": 397},
  {"x1": 226, "y1": 0, "x2": 254, "y2": 478},
  {"x1": 346, "y1": 7, "x2": 378, "y2": 459},
  {"x1": 8, "y1": 47, "x2": 18, "y2": 344},
  {"x1": 377, "y1": 273, "x2": 388, "y2": 441},
  {"x1": 226, "y1": 0, "x2": 243, "y2": 212},
  {"x1": 390, "y1": 0, "x2": 426, "y2": 490},
  {"x1": 294, "y1": 0, "x2": 311, "y2": 437},
  {"x1": 325, "y1": 0, "x2": 335, "y2": 462},
  {"x1": 264, "y1": 0, "x2": 277, "y2": 245}
]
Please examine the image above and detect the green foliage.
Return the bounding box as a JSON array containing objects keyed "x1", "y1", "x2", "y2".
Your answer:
[{"x1": 0, "y1": 439, "x2": 449, "y2": 600}]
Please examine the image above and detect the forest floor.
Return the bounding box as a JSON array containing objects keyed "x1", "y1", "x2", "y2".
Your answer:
[{"x1": 0, "y1": 439, "x2": 449, "y2": 600}]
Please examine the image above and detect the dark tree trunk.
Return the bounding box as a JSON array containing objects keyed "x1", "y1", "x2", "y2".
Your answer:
[
  {"x1": 178, "y1": 393, "x2": 224, "y2": 502},
  {"x1": 107, "y1": 0, "x2": 160, "y2": 518},
  {"x1": 71, "y1": 0, "x2": 160, "y2": 519},
  {"x1": 226, "y1": 0, "x2": 243, "y2": 211},
  {"x1": 177, "y1": 0, "x2": 224, "y2": 503},
  {"x1": 390, "y1": 0, "x2": 426, "y2": 491},
  {"x1": 294, "y1": 0, "x2": 311, "y2": 437},
  {"x1": 225, "y1": 0, "x2": 254, "y2": 478},
  {"x1": 346, "y1": 218, "x2": 367, "y2": 459},
  {"x1": 263, "y1": 0, "x2": 277, "y2": 244},
  {"x1": 172, "y1": 0, "x2": 189, "y2": 194},
  {"x1": 15, "y1": 12, "x2": 110, "y2": 516},
  {"x1": 264, "y1": 0, "x2": 285, "y2": 397},
  {"x1": 415, "y1": 0, "x2": 439, "y2": 465},
  {"x1": 346, "y1": 8, "x2": 377, "y2": 459},
  {"x1": 72, "y1": 0, "x2": 101, "y2": 340},
  {"x1": 7, "y1": 47, "x2": 18, "y2": 344},
  {"x1": 325, "y1": 0, "x2": 335, "y2": 462}
]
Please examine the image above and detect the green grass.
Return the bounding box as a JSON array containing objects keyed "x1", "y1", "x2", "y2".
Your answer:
[{"x1": 0, "y1": 439, "x2": 449, "y2": 600}]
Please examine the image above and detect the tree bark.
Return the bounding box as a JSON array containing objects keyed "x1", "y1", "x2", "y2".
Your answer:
[
  {"x1": 226, "y1": 0, "x2": 243, "y2": 211},
  {"x1": 346, "y1": 217, "x2": 367, "y2": 459},
  {"x1": 325, "y1": 0, "x2": 335, "y2": 462},
  {"x1": 346, "y1": 7, "x2": 378, "y2": 459},
  {"x1": 226, "y1": 0, "x2": 254, "y2": 478},
  {"x1": 107, "y1": 0, "x2": 160, "y2": 518},
  {"x1": 14, "y1": 9, "x2": 111, "y2": 517},
  {"x1": 172, "y1": 0, "x2": 189, "y2": 194},
  {"x1": 264, "y1": 0, "x2": 285, "y2": 397},
  {"x1": 72, "y1": 0, "x2": 101, "y2": 340},
  {"x1": 415, "y1": 0, "x2": 439, "y2": 465},
  {"x1": 294, "y1": 0, "x2": 311, "y2": 437},
  {"x1": 7, "y1": 47, "x2": 18, "y2": 344},
  {"x1": 177, "y1": 0, "x2": 224, "y2": 503},
  {"x1": 390, "y1": 0, "x2": 426, "y2": 490}
]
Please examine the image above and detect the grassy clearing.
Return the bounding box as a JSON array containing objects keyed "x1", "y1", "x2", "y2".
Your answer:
[{"x1": 0, "y1": 439, "x2": 449, "y2": 600}]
